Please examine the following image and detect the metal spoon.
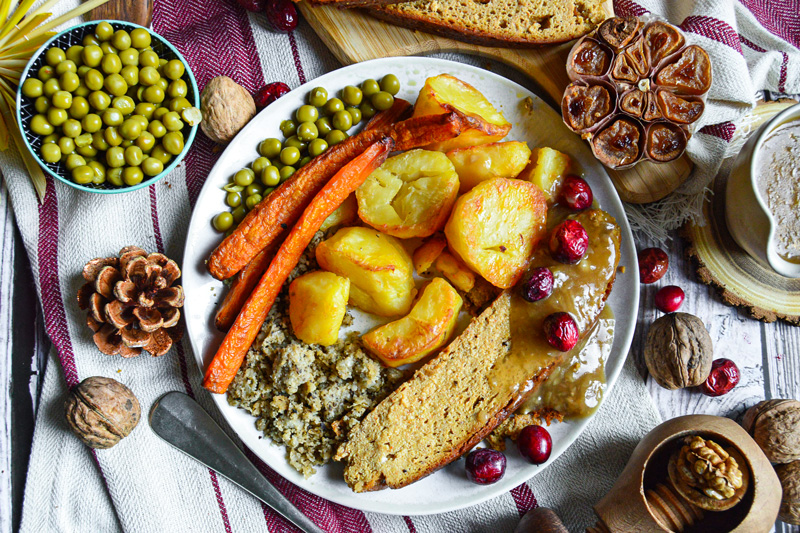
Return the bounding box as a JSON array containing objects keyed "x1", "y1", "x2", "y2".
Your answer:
[{"x1": 149, "y1": 391, "x2": 324, "y2": 533}]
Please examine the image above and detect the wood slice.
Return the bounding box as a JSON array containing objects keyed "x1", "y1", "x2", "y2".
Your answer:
[
  {"x1": 683, "y1": 100, "x2": 800, "y2": 325},
  {"x1": 298, "y1": 2, "x2": 693, "y2": 205},
  {"x1": 85, "y1": 0, "x2": 153, "y2": 27}
]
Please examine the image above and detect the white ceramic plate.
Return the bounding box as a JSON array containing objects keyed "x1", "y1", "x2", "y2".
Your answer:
[{"x1": 183, "y1": 57, "x2": 639, "y2": 515}]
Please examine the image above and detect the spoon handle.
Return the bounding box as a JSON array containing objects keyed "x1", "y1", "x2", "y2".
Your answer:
[{"x1": 149, "y1": 391, "x2": 324, "y2": 533}]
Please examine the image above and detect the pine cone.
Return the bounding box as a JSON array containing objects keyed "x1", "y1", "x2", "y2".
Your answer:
[{"x1": 78, "y1": 246, "x2": 184, "y2": 357}]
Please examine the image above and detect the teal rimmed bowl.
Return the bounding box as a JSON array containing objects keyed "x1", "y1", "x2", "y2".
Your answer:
[{"x1": 16, "y1": 20, "x2": 199, "y2": 194}]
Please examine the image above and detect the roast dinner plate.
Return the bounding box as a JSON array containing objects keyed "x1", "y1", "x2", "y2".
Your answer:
[{"x1": 183, "y1": 57, "x2": 639, "y2": 515}]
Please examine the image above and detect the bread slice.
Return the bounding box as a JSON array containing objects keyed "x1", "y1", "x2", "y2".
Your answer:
[
  {"x1": 368, "y1": 0, "x2": 609, "y2": 47},
  {"x1": 336, "y1": 209, "x2": 620, "y2": 491}
]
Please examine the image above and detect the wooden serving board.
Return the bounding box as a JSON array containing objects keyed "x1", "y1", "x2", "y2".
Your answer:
[
  {"x1": 86, "y1": 0, "x2": 153, "y2": 27},
  {"x1": 299, "y1": 2, "x2": 693, "y2": 204}
]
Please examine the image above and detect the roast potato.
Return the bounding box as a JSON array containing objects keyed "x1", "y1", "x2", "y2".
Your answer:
[
  {"x1": 356, "y1": 150, "x2": 459, "y2": 239},
  {"x1": 320, "y1": 194, "x2": 358, "y2": 232},
  {"x1": 434, "y1": 251, "x2": 475, "y2": 292},
  {"x1": 446, "y1": 141, "x2": 532, "y2": 193},
  {"x1": 518, "y1": 147, "x2": 573, "y2": 202},
  {"x1": 316, "y1": 226, "x2": 416, "y2": 317},
  {"x1": 362, "y1": 277, "x2": 462, "y2": 367},
  {"x1": 445, "y1": 178, "x2": 547, "y2": 289},
  {"x1": 413, "y1": 234, "x2": 447, "y2": 276},
  {"x1": 412, "y1": 74, "x2": 511, "y2": 152},
  {"x1": 288, "y1": 271, "x2": 350, "y2": 346}
]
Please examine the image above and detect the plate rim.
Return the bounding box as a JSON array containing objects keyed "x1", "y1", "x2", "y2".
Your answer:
[{"x1": 183, "y1": 56, "x2": 640, "y2": 515}]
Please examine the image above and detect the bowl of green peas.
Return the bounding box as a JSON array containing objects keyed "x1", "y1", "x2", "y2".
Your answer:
[{"x1": 16, "y1": 20, "x2": 200, "y2": 193}]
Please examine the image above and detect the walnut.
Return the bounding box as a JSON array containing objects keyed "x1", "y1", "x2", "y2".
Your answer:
[
  {"x1": 644, "y1": 313, "x2": 713, "y2": 390},
  {"x1": 742, "y1": 399, "x2": 800, "y2": 464},
  {"x1": 200, "y1": 76, "x2": 256, "y2": 144},
  {"x1": 65, "y1": 377, "x2": 141, "y2": 449},
  {"x1": 776, "y1": 461, "x2": 800, "y2": 525}
]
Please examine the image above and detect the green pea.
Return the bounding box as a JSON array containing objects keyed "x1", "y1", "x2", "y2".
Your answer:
[
  {"x1": 315, "y1": 117, "x2": 332, "y2": 137},
  {"x1": 43, "y1": 78, "x2": 60, "y2": 97},
  {"x1": 162, "y1": 131, "x2": 184, "y2": 155},
  {"x1": 138, "y1": 66, "x2": 160, "y2": 86},
  {"x1": 139, "y1": 50, "x2": 159, "y2": 68},
  {"x1": 279, "y1": 119, "x2": 297, "y2": 137},
  {"x1": 155, "y1": 77, "x2": 169, "y2": 91},
  {"x1": 151, "y1": 145, "x2": 171, "y2": 164},
  {"x1": 95, "y1": 22, "x2": 114, "y2": 41},
  {"x1": 142, "y1": 156, "x2": 163, "y2": 177},
  {"x1": 102, "y1": 108, "x2": 123, "y2": 127},
  {"x1": 234, "y1": 168, "x2": 255, "y2": 186},
  {"x1": 252, "y1": 157, "x2": 270, "y2": 175},
  {"x1": 299, "y1": 156, "x2": 311, "y2": 167},
  {"x1": 280, "y1": 146, "x2": 300, "y2": 166},
  {"x1": 308, "y1": 87, "x2": 328, "y2": 107},
  {"x1": 104, "y1": 126, "x2": 123, "y2": 147},
  {"x1": 65, "y1": 153, "x2": 86, "y2": 171},
  {"x1": 130, "y1": 28, "x2": 151, "y2": 49},
  {"x1": 260, "y1": 165, "x2": 280, "y2": 187},
  {"x1": 226, "y1": 191, "x2": 242, "y2": 208},
  {"x1": 245, "y1": 194, "x2": 262, "y2": 210},
  {"x1": 232, "y1": 205, "x2": 246, "y2": 223},
  {"x1": 259, "y1": 138, "x2": 282, "y2": 159},
  {"x1": 77, "y1": 65, "x2": 91, "y2": 77},
  {"x1": 120, "y1": 65, "x2": 139, "y2": 87},
  {"x1": 37, "y1": 65, "x2": 55, "y2": 82},
  {"x1": 153, "y1": 107, "x2": 169, "y2": 121},
  {"x1": 122, "y1": 166, "x2": 144, "y2": 186},
  {"x1": 148, "y1": 120, "x2": 167, "y2": 138},
  {"x1": 244, "y1": 184, "x2": 264, "y2": 197},
  {"x1": 168, "y1": 97, "x2": 192, "y2": 114},
  {"x1": 164, "y1": 59, "x2": 185, "y2": 80},
  {"x1": 323, "y1": 98, "x2": 344, "y2": 116},
  {"x1": 135, "y1": 102, "x2": 156, "y2": 119},
  {"x1": 42, "y1": 133, "x2": 58, "y2": 144},
  {"x1": 60, "y1": 71, "x2": 80, "y2": 92},
  {"x1": 82, "y1": 45, "x2": 103, "y2": 68},
  {"x1": 51, "y1": 90, "x2": 72, "y2": 109},
  {"x1": 54, "y1": 60, "x2": 76, "y2": 76},
  {"x1": 81, "y1": 113, "x2": 102, "y2": 133},
  {"x1": 371, "y1": 91, "x2": 394, "y2": 111},
  {"x1": 360, "y1": 100, "x2": 377, "y2": 119},
  {"x1": 143, "y1": 85, "x2": 165, "y2": 104},
  {"x1": 119, "y1": 117, "x2": 142, "y2": 140},
  {"x1": 361, "y1": 79, "x2": 380, "y2": 97},
  {"x1": 332, "y1": 110, "x2": 352, "y2": 131},
  {"x1": 162, "y1": 111, "x2": 183, "y2": 131},
  {"x1": 342, "y1": 85, "x2": 363, "y2": 106},
  {"x1": 103, "y1": 73, "x2": 127, "y2": 97},
  {"x1": 34, "y1": 96, "x2": 50, "y2": 114},
  {"x1": 22, "y1": 78, "x2": 43, "y2": 98},
  {"x1": 45, "y1": 47, "x2": 66, "y2": 67},
  {"x1": 119, "y1": 48, "x2": 139, "y2": 67},
  {"x1": 76, "y1": 144, "x2": 98, "y2": 158},
  {"x1": 279, "y1": 166, "x2": 295, "y2": 181},
  {"x1": 111, "y1": 30, "x2": 131, "y2": 51},
  {"x1": 92, "y1": 130, "x2": 109, "y2": 151},
  {"x1": 83, "y1": 68, "x2": 103, "y2": 91},
  {"x1": 346, "y1": 106, "x2": 362, "y2": 125},
  {"x1": 83, "y1": 34, "x2": 100, "y2": 47},
  {"x1": 74, "y1": 81, "x2": 90, "y2": 98},
  {"x1": 295, "y1": 105, "x2": 319, "y2": 124},
  {"x1": 167, "y1": 79, "x2": 188, "y2": 99},
  {"x1": 72, "y1": 165, "x2": 94, "y2": 184},
  {"x1": 89, "y1": 90, "x2": 111, "y2": 111},
  {"x1": 100, "y1": 54, "x2": 121, "y2": 75},
  {"x1": 75, "y1": 132, "x2": 93, "y2": 148},
  {"x1": 101, "y1": 43, "x2": 119, "y2": 57},
  {"x1": 284, "y1": 135, "x2": 306, "y2": 151},
  {"x1": 46, "y1": 107, "x2": 67, "y2": 127},
  {"x1": 40, "y1": 142, "x2": 61, "y2": 163},
  {"x1": 106, "y1": 146, "x2": 125, "y2": 167},
  {"x1": 308, "y1": 138, "x2": 328, "y2": 157},
  {"x1": 66, "y1": 45, "x2": 84, "y2": 64},
  {"x1": 136, "y1": 131, "x2": 156, "y2": 152},
  {"x1": 107, "y1": 167, "x2": 123, "y2": 186},
  {"x1": 57, "y1": 136, "x2": 75, "y2": 155},
  {"x1": 213, "y1": 212, "x2": 234, "y2": 232},
  {"x1": 124, "y1": 145, "x2": 144, "y2": 166},
  {"x1": 111, "y1": 95, "x2": 134, "y2": 115},
  {"x1": 297, "y1": 121, "x2": 318, "y2": 142},
  {"x1": 326, "y1": 129, "x2": 346, "y2": 146},
  {"x1": 89, "y1": 161, "x2": 106, "y2": 184},
  {"x1": 62, "y1": 119, "x2": 82, "y2": 138}
]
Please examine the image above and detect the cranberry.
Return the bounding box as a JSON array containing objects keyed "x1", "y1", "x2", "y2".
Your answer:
[
  {"x1": 520, "y1": 267, "x2": 554, "y2": 302},
  {"x1": 701, "y1": 359, "x2": 740, "y2": 397},
  {"x1": 550, "y1": 219, "x2": 588, "y2": 264},
  {"x1": 638, "y1": 247, "x2": 669, "y2": 284},
  {"x1": 655, "y1": 285, "x2": 685, "y2": 313},
  {"x1": 543, "y1": 312, "x2": 579, "y2": 352},
  {"x1": 517, "y1": 425, "x2": 552, "y2": 464},
  {"x1": 255, "y1": 82, "x2": 290, "y2": 108},
  {"x1": 464, "y1": 448, "x2": 506, "y2": 485},
  {"x1": 561, "y1": 175, "x2": 593, "y2": 211},
  {"x1": 265, "y1": 0, "x2": 298, "y2": 33},
  {"x1": 235, "y1": 0, "x2": 267, "y2": 11}
]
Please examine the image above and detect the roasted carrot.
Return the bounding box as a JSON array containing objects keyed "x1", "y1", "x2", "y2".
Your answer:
[
  {"x1": 203, "y1": 137, "x2": 395, "y2": 394},
  {"x1": 364, "y1": 98, "x2": 411, "y2": 131},
  {"x1": 214, "y1": 245, "x2": 274, "y2": 331},
  {"x1": 393, "y1": 111, "x2": 464, "y2": 151}
]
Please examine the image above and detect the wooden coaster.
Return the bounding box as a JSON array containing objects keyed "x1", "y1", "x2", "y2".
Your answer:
[{"x1": 683, "y1": 100, "x2": 800, "y2": 325}]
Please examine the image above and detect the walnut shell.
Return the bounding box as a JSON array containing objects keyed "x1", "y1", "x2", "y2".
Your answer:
[
  {"x1": 742, "y1": 399, "x2": 800, "y2": 464},
  {"x1": 644, "y1": 313, "x2": 713, "y2": 390},
  {"x1": 776, "y1": 461, "x2": 800, "y2": 525},
  {"x1": 200, "y1": 76, "x2": 256, "y2": 144},
  {"x1": 65, "y1": 376, "x2": 141, "y2": 449}
]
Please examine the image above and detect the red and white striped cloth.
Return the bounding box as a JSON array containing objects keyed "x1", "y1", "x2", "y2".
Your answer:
[{"x1": 0, "y1": 0, "x2": 795, "y2": 531}]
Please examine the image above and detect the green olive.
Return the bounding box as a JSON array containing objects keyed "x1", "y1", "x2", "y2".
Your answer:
[
  {"x1": 43, "y1": 78, "x2": 60, "y2": 97},
  {"x1": 95, "y1": 22, "x2": 114, "y2": 41},
  {"x1": 244, "y1": 183, "x2": 263, "y2": 197},
  {"x1": 120, "y1": 117, "x2": 143, "y2": 139},
  {"x1": 135, "y1": 131, "x2": 156, "y2": 152},
  {"x1": 40, "y1": 142, "x2": 61, "y2": 163},
  {"x1": 162, "y1": 111, "x2": 183, "y2": 131},
  {"x1": 111, "y1": 30, "x2": 131, "y2": 51},
  {"x1": 62, "y1": 119, "x2": 82, "y2": 138},
  {"x1": 66, "y1": 45, "x2": 84, "y2": 64},
  {"x1": 284, "y1": 135, "x2": 306, "y2": 151},
  {"x1": 101, "y1": 53, "x2": 122, "y2": 75},
  {"x1": 164, "y1": 59, "x2": 185, "y2": 80},
  {"x1": 46, "y1": 107, "x2": 67, "y2": 127},
  {"x1": 260, "y1": 165, "x2": 280, "y2": 187},
  {"x1": 104, "y1": 126, "x2": 122, "y2": 147},
  {"x1": 120, "y1": 65, "x2": 139, "y2": 86},
  {"x1": 59, "y1": 71, "x2": 80, "y2": 92},
  {"x1": 143, "y1": 85, "x2": 165, "y2": 104},
  {"x1": 106, "y1": 146, "x2": 125, "y2": 167},
  {"x1": 232, "y1": 206, "x2": 246, "y2": 223},
  {"x1": 279, "y1": 119, "x2": 297, "y2": 137},
  {"x1": 88, "y1": 160, "x2": 106, "y2": 183},
  {"x1": 124, "y1": 145, "x2": 144, "y2": 166},
  {"x1": 65, "y1": 153, "x2": 86, "y2": 171},
  {"x1": 81, "y1": 113, "x2": 102, "y2": 133},
  {"x1": 72, "y1": 165, "x2": 95, "y2": 184},
  {"x1": 361, "y1": 78, "x2": 380, "y2": 97},
  {"x1": 252, "y1": 156, "x2": 270, "y2": 175},
  {"x1": 259, "y1": 138, "x2": 282, "y2": 158},
  {"x1": 141, "y1": 156, "x2": 163, "y2": 177},
  {"x1": 88, "y1": 90, "x2": 111, "y2": 111},
  {"x1": 167, "y1": 79, "x2": 188, "y2": 99},
  {"x1": 54, "y1": 60, "x2": 76, "y2": 76},
  {"x1": 107, "y1": 167, "x2": 123, "y2": 186},
  {"x1": 51, "y1": 90, "x2": 72, "y2": 109},
  {"x1": 308, "y1": 87, "x2": 328, "y2": 107},
  {"x1": 360, "y1": 100, "x2": 377, "y2": 119},
  {"x1": 308, "y1": 138, "x2": 328, "y2": 157},
  {"x1": 57, "y1": 136, "x2": 75, "y2": 155},
  {"x1": 371, "y1": 91, "x2": 394, "y2": 111},
  {"x1": 102, "y1": 108, "x2": 123, "y2": 127},
  {"x1": 213, "y1": 212, "x2": 234, "y2": 232},
  {"x1": 122, "y1": 166, "x2": 144, "y2": 186},
  {"x1": 151, "y1": 144, "x2": 171, "y2": 164},
  {"x1": 279, "y1": 146, "x2": 300, "y2": 166},
  {"x1": 83, "y1": 34, "x2": 100, "y2": 47},
  {"x1": 323, "y1": 98, "x2": 344, "y2": 116},
  {"x1": 234, "y1": 168, "x2": 255, "y2": 186},
  {"x1": 226, "y1": 191, "x2": 242, "y2": 208},
  {"x1": 148, "y1": 120, "x2": 167, "y2": 138},
  {"x1": 139, "y1": 50, "x2": 159, "y2": 68},
  {"x1": 130, "y1": 28, "x2": 151, "y2": 49},
  {"x1": 21, "y1": 78, "x2": 43, "y2": 98},
  {"x1": 92, "y1": 130, "x2": 110, "y2": 151},
  {"x1": 279, "y1": 165, "x2": 295, "y2": 181},
  {"x1": 112, "y1": 95, "x2": 135, "y2": 115},
  {"x1": 332, "y1": 110, "x2": 352, "y2": 131},
  {"x1": 119, "y1": 48, "x2": 139, "y2": 67},
  {"x1": 325, "y1": 129, "x2": 346, "y2": 146},
  {"x1": 139, "y1": 66, "x2": 160, "y2": 86},
  {"x1": 315, "y1": 117, "x2": 332, "y2": 137},
  {"x1": 135, "y1": 102, "x2": 156, "y2": 119},
  {"x1": 103, "y1": 73, "x2": 127, "y2": 97},
  {"x1": 34, "y1": 96, "x2": 50, "y2": 114},
  {"x1": 37, "y1": 65, "x2": 55, "y2": 82},
  {"x1": 162, "y1": 131, "x2": 184, "y2": 155},
  {"x1": 342, "y1": 85, "x2": 363, "y2": 106},
  {"x1": 295, "y1": 104, "x2": 319, "y2": 124},
  {"x1": 296, "y1": 121, "x2": 318, "y2": 142},
  {"x1": 45, "y1": 47, "x2": 66, "y2": 67}
]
